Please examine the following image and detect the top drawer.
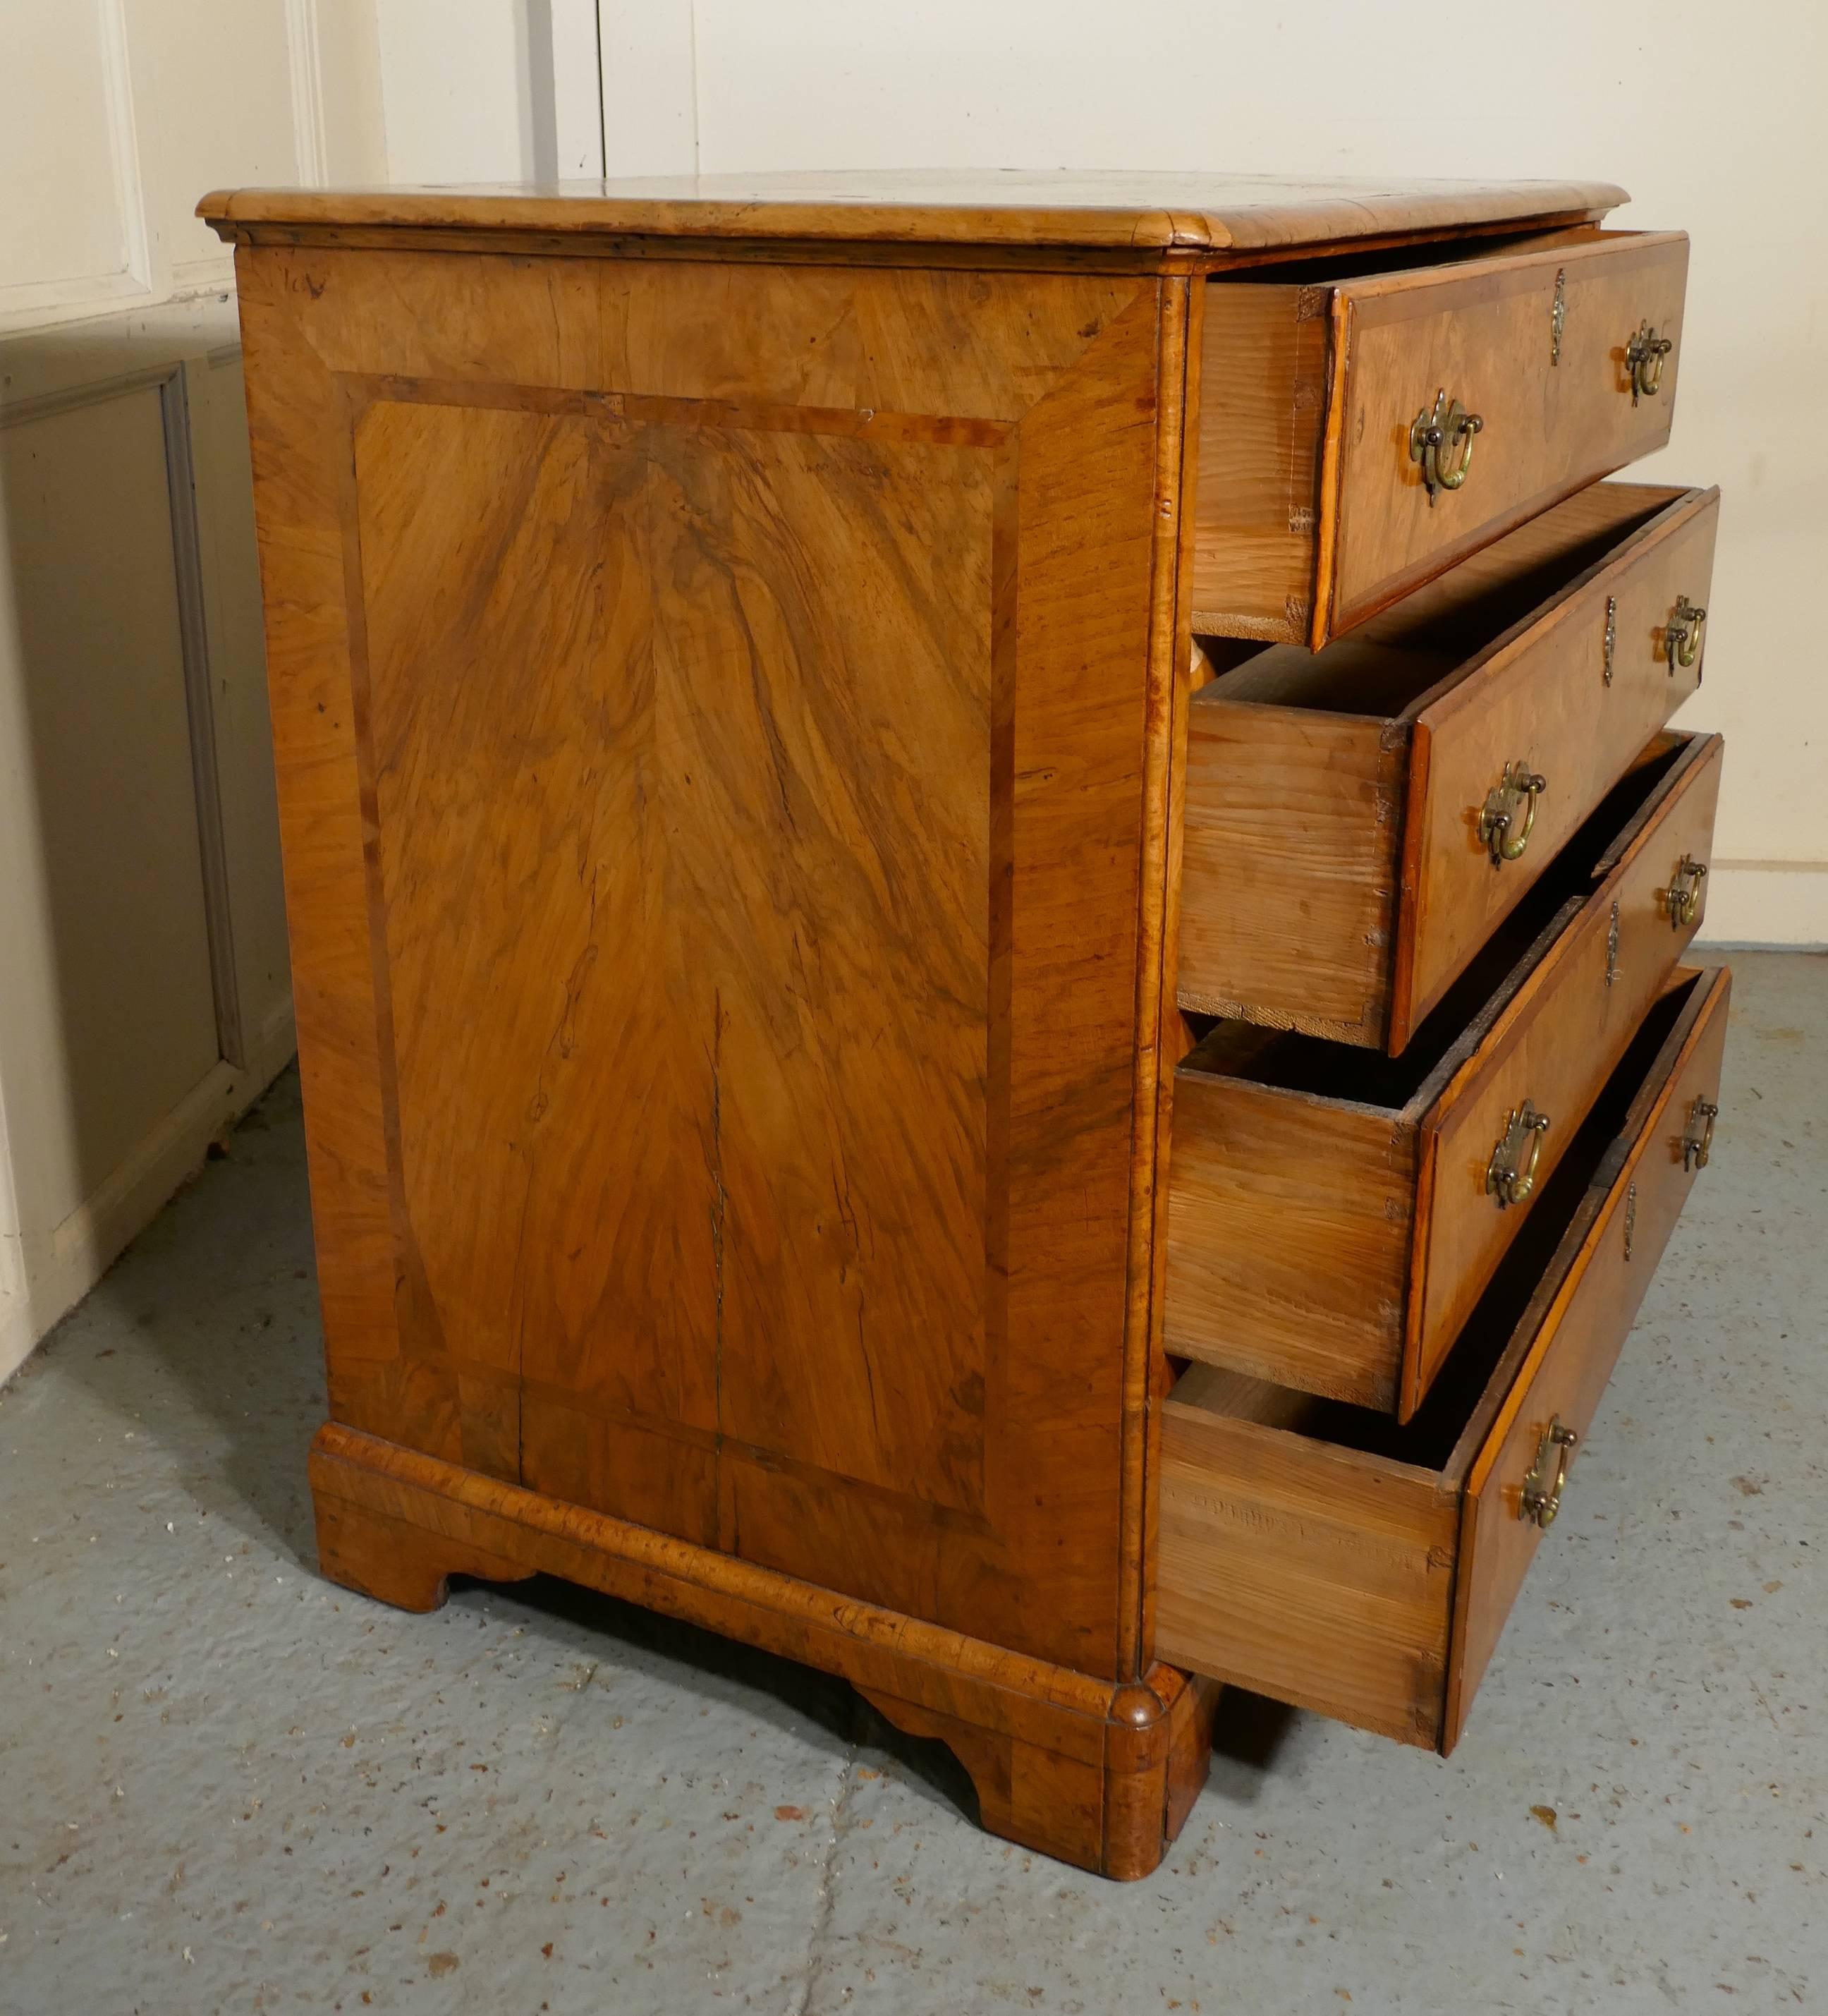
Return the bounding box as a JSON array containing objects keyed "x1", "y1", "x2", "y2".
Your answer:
[{"x1": 1191, "y1": 230, "x2": 1690, "y2": 648}]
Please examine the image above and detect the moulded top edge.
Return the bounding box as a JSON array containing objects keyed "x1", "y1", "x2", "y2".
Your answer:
[{"x1": 197, "y1": 171, "x2": 1629, "y2": 257}]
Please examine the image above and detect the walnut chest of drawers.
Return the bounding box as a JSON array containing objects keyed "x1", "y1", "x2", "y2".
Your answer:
[{"x1": 202, "y1": 171, "x2": 1730, "y2": 1880}]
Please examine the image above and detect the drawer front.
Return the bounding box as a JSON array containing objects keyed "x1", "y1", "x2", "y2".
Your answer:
[
  {"x1": 1317, "y1": 232, "x2": 1689, "y2": 645},
  {"x1": 1406, "y1": 734, "x2": 1724, "y2": 1414},
  {"x1": 1444, "y1": 964, "x2": 1732, "y2": 1747},
  {"x1": 1167, "y1": 732, "x2": 1721, "y2": 1420},
  {"x1": 1156, "y1": 967, "x2": 1731, "y2": 1753},
  {"x1": 1394, "y1": 487, "x2": 1719, "y2": 1045}
]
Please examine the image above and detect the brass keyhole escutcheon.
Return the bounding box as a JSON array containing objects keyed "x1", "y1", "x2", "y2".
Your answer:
[
  {"x1": 1519, "y1": 1416, "x2": 1579, "y2": 1528},
  {"x1": 1667, "y1": 855, "x2": 1708, "y2": 929},
  {"x1": 1408, "y1": 389, "x2": 1483, "y2": 504},
  {"x1": 1666, "y1": 595, "x2": 1707, "y2": 674},
  {"x1": 1487, "y1": 1100, "x2": 1551, "y2": 1209},
  {"x1": 1480, "y1": 761, "x2": 1547, "y2": 866},
  {"x1": 1624, "y1": 320, "x2": 1674, "y2": 404},
  {"x1": 1683, "y1": 1095, "x2": 1719, "y2": 1172},
  {"x1": 1602, "y1": 594, "x2": 1617, "y2": 686}
]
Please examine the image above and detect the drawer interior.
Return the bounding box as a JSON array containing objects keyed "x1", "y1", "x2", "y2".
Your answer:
[
  {"x1": 1193, "y1": 482, "x2": 1683, "y2": 727},
  {"x1": 1181, "y1": 731, "x2": 1690, "y2": 1119},
  {"x1": 1173, "y1": 964, "x2": 1706, "y2": 1481},
  {"x1": 1207, "y1": 221, "x2": 1616, "y2": 287}
]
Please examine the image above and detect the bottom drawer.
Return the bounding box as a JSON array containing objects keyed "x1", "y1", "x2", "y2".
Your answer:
[{"x1": 1155, "y1": 965, "x2": 1731, "y2": 1752}]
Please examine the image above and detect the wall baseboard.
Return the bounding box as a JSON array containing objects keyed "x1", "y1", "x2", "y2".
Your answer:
[
  {"x1": 1693, "y1": 860, "x2": 1828, "y2": 952},
  {"x1": 0, "y1": 1005, "x2": 295, "y2": 1388}
]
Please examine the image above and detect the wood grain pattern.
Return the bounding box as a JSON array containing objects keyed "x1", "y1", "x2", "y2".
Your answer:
[
  {"x1": 1354, "y1": 474, "x2": 1686, "y2": 641},
  {"x1": 1445, "y1": 967, "x2": 1732, "y2": 1747},
  {"x1": 199, "y1": 171, "x2": 1627, "y2": 258},
  {"x1": 1166, "y1": 732, "x2": 1722, "y2": 1418},
  {"x1": 1395, "y1": 486, "x2": 1719, "y2": 1043},
  {"x1": 1156, "y1": 1362, "x2": 1458, "y2": 1744},
  {"x1": 1410, "y1": 734, "x2": 1724, "y2": 1408},
  {"x1": 1321, "y1": 231, "x2": 1690, "y2": 641},
  {"x1": 1190, "y1": 231, "x2": 1687, "y2": 645},
  {"x1": 1159, "y1": 967, "x2": 1730, "y2": 1750},
  {"x1": 220, "y1": 181, "x2": 1727, "y2": 1864},
  {"x1": 1189, "y1": 281, "x2": 1330, "y2": 637},
  {"x1": 1166, "y1": 1062, "x2": 1417, "y2": 1411},
  {"x1": 1128, "y1": 274, "x2": 1204, "y2": 1677},
  {"x1": 235, "y1": 239, "x2": 1181, "y2": 1683},
  {"x1": 1178, "y1": 693, "x2": 1403, "y2": 1040},
  {"x1": 1178, "y1": 483, "x2": 1714, "y2": 1052},
  {"x1": 351, "y1": 395, "x2": 1006, "y2": 1524},
  {"x1": 233, "y1": 254, "x2": 450, "y2": 1455},
  {"x1": 310, "y1": 1422, "x2": 1214, "y2": 1878}
]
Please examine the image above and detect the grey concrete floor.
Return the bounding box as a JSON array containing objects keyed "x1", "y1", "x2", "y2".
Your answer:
[{"x1": 1, "y1": 950, "x2": 1823, "y2": 2016}]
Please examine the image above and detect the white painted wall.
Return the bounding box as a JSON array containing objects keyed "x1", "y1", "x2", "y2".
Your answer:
[
  {"x1": 590, "y1": 0, "x2": 1827, "y2": 946},
  {"x1": 1, "y1": 0, "x2": 389, "y2": 335},
  {"x1": 375, "y1": 1, "x2": 602, "y2": 181}
]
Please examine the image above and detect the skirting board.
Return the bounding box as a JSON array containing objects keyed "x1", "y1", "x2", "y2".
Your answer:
[
  {"x1": 1692, "y1": 860, "x2": 1828, "y2": 952},
  {"x1": 0, "y1": 1004, "x2": 295, "y2": 1387}
]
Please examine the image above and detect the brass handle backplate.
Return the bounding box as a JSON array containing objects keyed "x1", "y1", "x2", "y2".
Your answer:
[
  {"x1": 1683, "y1": 1095, "x2": 1719, "y2": 1172},
  {"x1": 1487, "y1": 1100, "x2": 1552, "y2": 1209},
  {"x1": 1519, "y1": 1416, "x2": 1579, "y2": 1528},
  {"x1": 1667, "y1": 854, "x2": 1709, "y2": 929},
  {"x1": 1480, "y1": 761, "x2": 1547, "y2": 865},
  {"x1": 1625, "y1": 320, "x2": 1674, "y2": 404},
  {"x1": 1602, "y1": 594, "x2": 1617, "y2": 686},
  {"x1": 1605, "y1": 898, "x2": 1622, "y2": 985},
  {"x1": 1408, "y1": 389, "x2": 1483, "y2": 504},
  {"x1": 1666, "y1": 595, "x2": 1707, "y2": 674}
]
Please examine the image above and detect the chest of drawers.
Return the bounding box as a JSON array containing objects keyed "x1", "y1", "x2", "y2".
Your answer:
[{"x1": 201, "y1": 171, "x2": 1729, "y2": 1881}]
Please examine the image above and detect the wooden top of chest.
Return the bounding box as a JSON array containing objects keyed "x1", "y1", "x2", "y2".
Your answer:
[{"x1": 199, "y1": 169, "x2": 1626, "y2": 266}]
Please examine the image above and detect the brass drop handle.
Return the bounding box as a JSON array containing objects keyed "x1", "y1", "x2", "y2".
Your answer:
[
  {"x1": 1408, "y1": 389, "x2": 1483, "y2": 504},
  {"x1": 1625, "y1": 320, "x2": 1674, "y2": 404},
  {"x1": 1667, "y1": 854, "x2": 1708, "y2": 929},
  {"x1": 1519, "y1": 1416, "x2": 1579, "y2": 1529},
  {"x1": 1479, "y1": 761, "x2": 1547, "y2": 866},
  {"x1": 1683, "y1": 1095, "x2": 1719, "y2": 1172},
  {"x1": 1487, "y1": 1100, "x2": 1551, "y2": 1209},
  {"x1": 1666, "y1": 595, "x2": 1707, "y2": 673}
]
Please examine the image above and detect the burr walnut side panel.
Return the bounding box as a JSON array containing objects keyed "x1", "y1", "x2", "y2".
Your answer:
[{"x1": 233, "y1": 244, "x2": 1177, "y2": 1678}]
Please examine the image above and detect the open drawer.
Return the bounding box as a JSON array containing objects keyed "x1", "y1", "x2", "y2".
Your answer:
[
  {"x1": 1191, "y1": 228, "x2": 1690, "y2": 648},
  {"x1": 1168, "y1": 731, "x2": 1721, "y2": 1416},
  {"x1": 1156, "y1": 964, "x2": 1730, "y2": 1753},
  {"x1": 1178, "y1": 481, "x2": 1720, "y2": 1052}
]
